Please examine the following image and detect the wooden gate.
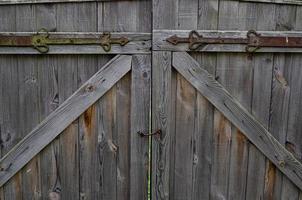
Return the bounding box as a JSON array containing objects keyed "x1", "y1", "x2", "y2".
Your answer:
[
  {"x1": 0, "y1": 1, "x2": 152, "y2": 200},
  {"x1": 152, "y1": 0, "x2": 302, "y2": 200},
  {"x1": 1, "y1": 0, "x2": 302, "y2": 200}
]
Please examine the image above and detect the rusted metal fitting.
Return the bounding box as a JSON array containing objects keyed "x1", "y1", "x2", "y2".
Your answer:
[
  {"x1": 137, "y1": 129, "x2": 161, "y2": 137},
  {"x1": 0, "y1": 28, "x2": 130, "y2": 53},
  {"x1": 166, "y1": 30, "x2": 302, "y2": 53}
]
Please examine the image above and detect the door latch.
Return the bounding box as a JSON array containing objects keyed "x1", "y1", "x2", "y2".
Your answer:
[{"x1": 137, "y1": 129, "x2": 161, "y2": 137}]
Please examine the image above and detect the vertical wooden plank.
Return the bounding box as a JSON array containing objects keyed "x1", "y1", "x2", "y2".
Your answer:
[
  {"x1": 194, "y1": 2, "x2": 219, "y2": 198},
  {"x1": 274, "y1": 4, "x2": 300, "y2": 199},
  {"x1": 174, "y1": 1, "x2": 198, "y2": 199},
  {"x1": 190, "y1": 52, "x2": 216, "y2": 200},
  {"x1": 296, "y1": 7, "x2": 302, "y2": 199},
  {"x1": 14, "y1": 5, "x2": 41, "y2": 200},
  {"x1": 177, "y1": 0, "x2": 198, "y2": 29},
  {"x1": 103, "y1": 1, "x2": 137, "y2": 32},
  {"x1": 281, "y1": 54, "x2": 302, "y2": 200},
  {"x1": 268, "y1": 54, "x2": 288, "y2": 200},
  {"x1": 212, "y1": 1, "x2": 240, "y2": 199},
  {"x1": 34, "y1": 4, "x2": 58, "y2": 200},
  {"x1": 97, "y1": 3, "x2": 118, "y2": 200},
  {"x1": 173, "y1": 73, "x2": 196, "y2": 200},
  {"x1": 0, "y1": 5, "x2": 18, "y2": 200},
  {"x1": 75, "y1": 3, "x2": 100, "y2": 200},
  {"x1": 244, "y1": 2, "x2": 276, "y2": 200},
  {"x1": 130, "y1": 55, "x2": 151, "y2": 200},
  {"x1": 115, "y1": 73, "x2": 131, "y2": 200},
  {"x1": 153, "y1": 0, "x2": 178, "y2": 29},
  {"x1": 56, "y1": 4, "x2": 80, "y2": 199},
  {"x1": 98, "y1": 86, "x2": 117, "y2": 200},
  {"x1": 0, "y1": 56, "x2": 21, "y2": 200},
  {"x1": 198, "y1": 0, "x2": 219, "y2": 30},
  {"x1": 78, "y1": 56, "x2": 99, "y2": 200},
  {"x1": 152, "y1": 51, "x2": 174, "y2": 200},
  {"x1": 17, "y1": 56, "x2": 41, "y2": 200}
]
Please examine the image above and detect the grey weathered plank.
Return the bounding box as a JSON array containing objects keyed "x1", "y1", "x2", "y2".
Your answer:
[
  {"x1": 10, "y1": 5, "x2": 40, "y2": 200},
  {"x1": 212, "y1": 1, "x2": 239, "y2": 199},
  {"x1": 246, "y1": 54, "x2": 274, "y2": 200},
  {"x1": 268, "y1": 54, "x2": 290, "y2": 200},
  {"x1": 0, "y1": 0, "x2": 140, "y2": 4},
  {"x1": 0, "y1": 55, "x2": 132, "y2": 187},
  {"x1": 115, "y1": 73, "x2": 131, "y2": 200},
  {"x1": 240, "y1": 0, "x2": 302, "y2": 5},
  {"x1": 153, "y1": 30, "x2": 302, "y2": 53},
  {"x1": 193, "y1": 1, "x2": 219, "y2": 199},
  {"x1": 275, "y1": 4, "x2": 301, "y2": 199},
  {"x1": 130, "y1": 55, "x2": 151, "y2": 200},
  {"x1": 76, "y1": 3, "x2": 99, "y2": 200},
  {"x1": 0, "y1": 6, "x2": 18, "y2": 198},
  {"x1": 152, "y1": 51, "x2": 174, "y2": 200},
  {"x1": 34, "y1": 3, "x2": 59, "y2": 200},
  {"x1": 98, "y1": 84, "x2": 118, "y2": 200},
  {"x1": 190, "y1": 53, "x2": 216, "y2": 200},
  {"x1": 174, "y1": 72, "x2": 196, "y2": 200},
  {"x1": 153, "y1": 0, "x2": 177, "y2": 29},
  {"x1": 172, "y1": 52, "x2": 302, "y2": 191},
  {"x1": 173, "y1": 1, "x2": 197, "y2": 199},
  {"x1": 280, "y1": 54, "x2": 302, "y2": 199},
  {"x1": 56, "y1": 4, "x2": 81, "y2": 199},
  {"x1": 243, "y1": 2, "x2": 275, "y2": 199},
  {"x1": 0, "y1": 32, "x2": 151, "y2": 54}
]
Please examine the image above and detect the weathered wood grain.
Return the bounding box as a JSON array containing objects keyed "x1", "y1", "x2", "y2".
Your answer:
[
  {"x1": 172, "y1": 52, "x2": 302, "y2": 191},
  {"x1": 0, "y1": 55, "x2": 132, "y2": 187},
  {"x1": 0, "y1": 32, "x2": 151, "y2": 54},
  {"x1": 56, "y1": 4, "x2": 82, "y2": 199},
  {"x1": 152, "y1": 51, "x2": 174, "y2": 200},
  {"x1": 240, "y1": 0, "x2": 302, "y2": 5},
  {"x1": 275, "y1": 4, "x2": 301, "y2": 199},
  {"x1": 130, "y1": 55, "x2": 151, "y2": 200},
  {"x1": 153, "y1": 30, "x2": 302, "y2": 52},
  {"x1": 34, "y1": 4, "x2": 59, "y2": 200},
  {"x1": 0, "y1": 0, "x2": 142, "y2": 4},
  {"x1": 0, "y1": 0, "x2": 288, "y2": 5},
  {"x1": 193, "y1": 2, "x2": 219, "y2": 199}
]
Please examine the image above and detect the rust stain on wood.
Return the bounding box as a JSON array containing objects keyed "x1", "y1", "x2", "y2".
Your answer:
[
  {"x1": 236, "y1": 130, "x2": 247, "y2": 165},
  {"x1": 83, "y1": 106, "x2": 96, "y2": 135},
  {"x1": 264, "y1": 162, "x2": 276, "y2": 200}
]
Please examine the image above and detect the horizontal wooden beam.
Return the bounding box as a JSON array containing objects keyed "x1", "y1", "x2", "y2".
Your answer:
[
  {"x1": 172, "y1": 52, "x2": 302, "y2": 191},
  {"x1": 0, "y1": 32, "x2": 151, "y2": 54},
  {"x1": 0, "y1": 0, "x2": 298, "y2": 5},
  {"x1": 0, "y1": 55, "x2": 132, "y2": 187},
  {"x1": 0, "y1": 0, "x2": 140, "y2": 5},
  {"x1": 239, "y1": 0, "x2": 302, "y2": 5},
  {"x1": 154, "y1": 30, "x2": 302, "y2": 53}
]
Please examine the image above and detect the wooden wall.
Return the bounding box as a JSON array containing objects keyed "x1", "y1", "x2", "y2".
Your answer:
[
  {"x1": 0, "y1": 1, "x2": 151, "y2": 199},
  {"x1": 152, "y1": 0, "x2": 302, "y2": 200}
]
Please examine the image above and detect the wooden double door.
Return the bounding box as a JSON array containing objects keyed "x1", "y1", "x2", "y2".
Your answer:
[{"x1": 1, "y1": 0, "x2": 302, "y2": 200}]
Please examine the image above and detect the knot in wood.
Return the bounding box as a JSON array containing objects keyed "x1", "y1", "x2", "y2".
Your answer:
[
  {"x1": 278, "y1": 160, "x2": 286, "y2": 168},
  {"x1": 85, "y1": 84, "x2": 95, "y2": 92}
]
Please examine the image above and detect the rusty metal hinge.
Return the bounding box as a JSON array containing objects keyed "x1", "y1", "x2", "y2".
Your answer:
[
  {"x1": 0, "y1": 28, "x2": 129, "y2": 53},
  {"x1": 166, "y1": 30, "x2": 302, "y2": 52},
  {"x1": 137, "y1": 129, "x2": 161, "y2": 137}
]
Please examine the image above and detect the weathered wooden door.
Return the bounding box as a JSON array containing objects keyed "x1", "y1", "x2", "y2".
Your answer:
[
  {"x1": 0, "y1": 1, "x2": 151, "y2": 200},
  {"x1": 152, "y1": 0, "x2": 302, "y2": 200},
  {"x1": 2, "y1": 0, "x2": 302, "y2": 200}
]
